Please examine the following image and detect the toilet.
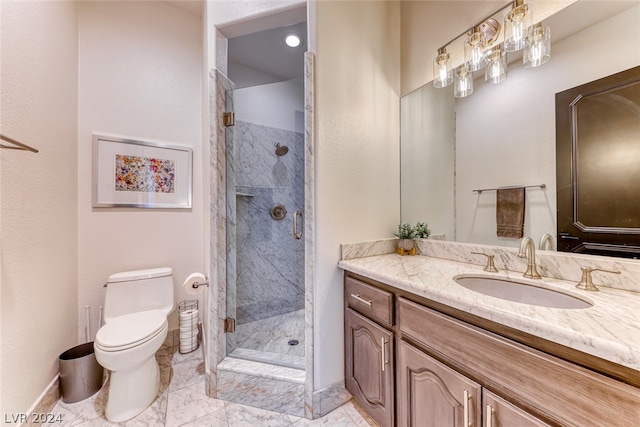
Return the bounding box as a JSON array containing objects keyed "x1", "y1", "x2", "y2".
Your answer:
[{"x1": 94, "y1": 267, "x2": 174, "y2": 422}]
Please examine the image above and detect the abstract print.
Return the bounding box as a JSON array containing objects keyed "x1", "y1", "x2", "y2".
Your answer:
[{"x1": 115, "y1": 154, "x2": 175, "y2": 193}]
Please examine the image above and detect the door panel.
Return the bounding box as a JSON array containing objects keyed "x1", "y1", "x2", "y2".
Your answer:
[
  {"x1": 397, "y1": 340, "x2": 481, "y2": 427},
  {"x1": 345, "y1": 309, "x2": 394, "y2": 427}
]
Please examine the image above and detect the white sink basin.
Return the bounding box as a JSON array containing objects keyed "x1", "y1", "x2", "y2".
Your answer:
[{"x1": 454, "y1": 276, "x2": 593, "y2": 309}]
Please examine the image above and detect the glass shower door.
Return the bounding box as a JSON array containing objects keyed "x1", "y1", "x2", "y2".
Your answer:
[{"x1": 225, "y1": 78, "x2": 306, "y2": 369}]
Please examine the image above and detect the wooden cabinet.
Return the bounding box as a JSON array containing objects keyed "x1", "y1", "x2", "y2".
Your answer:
[
  {"x1": 345, "y1": 308, "x2": 394, "y2": 427},
  {"x1": 397, "y1": 340, "x2": 481, "y2": 427},
  {"x1": 396, "y1": 340, "x2": 550, "y2": 427},
  {"x1": 343, "y1": 273, "x2": 640, "y2": 427}
]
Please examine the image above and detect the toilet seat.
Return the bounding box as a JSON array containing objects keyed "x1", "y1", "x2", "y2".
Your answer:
[{"x1": 96, "y1": 310, "x2": 167, "y2": 352}]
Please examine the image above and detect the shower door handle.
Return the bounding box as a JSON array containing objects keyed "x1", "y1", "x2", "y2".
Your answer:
[{"x1": 293, "y1": 211, "x2": 303, "y2": 240}]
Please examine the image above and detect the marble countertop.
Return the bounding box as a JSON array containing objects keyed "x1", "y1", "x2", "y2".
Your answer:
[{"x1": 338, "y1": 254, "x2": 640, "y2": 372}]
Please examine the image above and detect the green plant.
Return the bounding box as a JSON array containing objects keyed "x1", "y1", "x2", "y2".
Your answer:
[
  {"x1": 414, "y1": 222, "x2": 431, "y2": 239},
  {"x1": 394, "y1": 223, "x2": 416, "y2": 239}
]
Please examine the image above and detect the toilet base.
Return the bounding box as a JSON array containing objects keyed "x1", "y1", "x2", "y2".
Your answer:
[{"x1": 104, "y1": 356, "x2": 160, "y2": 422}]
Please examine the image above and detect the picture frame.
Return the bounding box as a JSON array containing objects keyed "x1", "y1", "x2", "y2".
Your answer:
[{"x1": 92, "y1": 134, "x2": 192, "y2": 209}]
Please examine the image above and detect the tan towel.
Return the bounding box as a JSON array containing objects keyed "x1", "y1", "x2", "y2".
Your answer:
[{"x1": 496, "y1": 187, "x2": 525, "y2": 238}]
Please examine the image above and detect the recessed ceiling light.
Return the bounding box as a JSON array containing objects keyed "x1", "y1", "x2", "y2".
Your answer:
[{"x1": 284, "y1": 33, "x2": 302, "y2": 48}]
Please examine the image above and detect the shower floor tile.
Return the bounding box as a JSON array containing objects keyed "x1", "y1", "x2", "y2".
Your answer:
[{"x1": 233, "y1": 309, "x2": 305, "y2": 359}]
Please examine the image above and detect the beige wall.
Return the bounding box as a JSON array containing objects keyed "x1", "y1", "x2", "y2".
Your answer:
[
  {"x1": 77, "y1": 1, "x2": 204, "y2": 337},
  {"x1": 314, "y1": 0, "x2": 401, "y2": 389},
  {"x1": 0, "y1": 0, "x2": 79, "y2": 416}
]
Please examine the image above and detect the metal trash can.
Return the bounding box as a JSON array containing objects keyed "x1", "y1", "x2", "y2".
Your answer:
[{"x1": 58, "y1": 342, "x2": 104, "y2": 403}]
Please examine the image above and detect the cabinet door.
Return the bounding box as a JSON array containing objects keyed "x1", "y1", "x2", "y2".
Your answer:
[
  {"x1": 483, "y1": 390, "x2": 550, "y2": 427},
  {"x1": 397, "y1": 340, "x2": 481, "y2": 427},
  {"x1": 345, "y1": 308, "x2": 394, "y2": 427}
]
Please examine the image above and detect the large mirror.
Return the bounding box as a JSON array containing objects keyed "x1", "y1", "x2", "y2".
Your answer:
[{"x1": 400, "y1": 0, "x2": 640, "y2": 256}]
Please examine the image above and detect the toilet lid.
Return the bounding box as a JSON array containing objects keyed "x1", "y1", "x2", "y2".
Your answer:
[{"x1": 96, "y1": 310, "x2": 167, "y2": 351}]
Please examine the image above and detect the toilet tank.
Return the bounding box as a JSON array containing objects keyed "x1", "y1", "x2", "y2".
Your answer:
[{"x1": 103, "y1": 267, "x2": 175, "y2": 323}]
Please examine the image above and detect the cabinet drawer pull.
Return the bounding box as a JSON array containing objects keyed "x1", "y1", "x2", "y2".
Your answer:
[
  {"x1": 463, "y1": 389, "x2": 470, "y2": 427},
  {"x1": 350, "y1": 293, "x2": 372, "y2": 307},
  {"x1": 486, "y1": 404, "x2": 493, "y2": 427},
  {"x1": 380, "y1": 337, "x2": 388, "y2": 372}
]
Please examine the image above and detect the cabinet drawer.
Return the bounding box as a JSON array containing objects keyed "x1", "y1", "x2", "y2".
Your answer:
[
  {"x1": 398, "y1": 297, "x2": 640, "y2": 426},
  {"x1": 483, "y1": 390, "x2": 550, "y2": 427},
  {"x1": 345, "y1": 276, "x2": 393, "y2": 326}
]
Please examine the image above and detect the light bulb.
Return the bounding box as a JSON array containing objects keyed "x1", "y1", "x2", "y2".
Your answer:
[
  {"x1": 504, "y1": 1, "x2": 532, "y2": 52},
  {"x1": 454, "y1": 66, "x2": 473, "y2": 98},
  {"x1": 488, "y1": 62, "x2": 501, "y2": 79},
  {"x1": 528, "y1": 41, "x2": 546, "y2": 63},
  {"x1": 465, "y1": 29, "x2": 488, "y2": 71},
  {"x1": 485, "y1": 47, "x2": 507, "y2": 84},
  {"x1": 524, "y1": 24, "x2": 550, "y2": 68},
  {"x1": 284, "y1": 33, "x2": 301, "y2": 48},
  {"x1": 433, "y1": 48, "x2": 453, "y2": 88}
]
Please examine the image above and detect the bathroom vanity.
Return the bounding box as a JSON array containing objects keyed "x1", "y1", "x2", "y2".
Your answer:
[{"x1": 339, "y1": 246, "x2": 640, "y2": 427}]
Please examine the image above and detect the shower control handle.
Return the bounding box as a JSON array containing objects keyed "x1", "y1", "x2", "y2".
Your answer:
[{"x1": 293, "y1": 210, "x2": 303, "y2": 240}]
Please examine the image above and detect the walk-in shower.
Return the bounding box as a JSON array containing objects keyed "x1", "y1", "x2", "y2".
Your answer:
[{"x1": 224, "y1": 20, "x2": 307, "y2": 370}]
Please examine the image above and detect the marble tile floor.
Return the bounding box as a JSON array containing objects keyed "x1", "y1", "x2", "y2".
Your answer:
[{"x1": 45, "y1": 331, "x2": 376, "y2": 426}]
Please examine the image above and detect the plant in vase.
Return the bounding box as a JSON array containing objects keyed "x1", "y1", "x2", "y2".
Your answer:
[{"x1": 394, "y1": 223, "x2": 417, "y2": 256}]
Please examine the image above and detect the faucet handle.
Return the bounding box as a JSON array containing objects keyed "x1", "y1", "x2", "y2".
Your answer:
[
  {"x1": 471, "y1": 252, "x2": 499, "y2": 272},
  {"x1": 576, "y1": 267, "x2": 621, "y2": 291}
]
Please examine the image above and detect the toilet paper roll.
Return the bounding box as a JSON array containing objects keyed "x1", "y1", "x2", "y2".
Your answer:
[
  {"x1": 179, "y1": 309, "x2": 199, "y2": 319},
  {"x1": 183, "y1": 273, "x2": 207, "y2": 295}
]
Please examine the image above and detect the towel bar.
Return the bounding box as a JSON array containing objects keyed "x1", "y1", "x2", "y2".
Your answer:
[
  {"x1": 473, "y1": 184, "x2": 546, "y2": 193},
  {"x1": 0, "y1": 134, "x2": 39, "y2": 153}
]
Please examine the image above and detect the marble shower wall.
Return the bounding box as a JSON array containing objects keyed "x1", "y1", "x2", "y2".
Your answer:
[{"x1": 233, "y1": 120, "x2": 305, "y2": 324}]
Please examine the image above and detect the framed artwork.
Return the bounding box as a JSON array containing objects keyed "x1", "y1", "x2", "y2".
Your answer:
[{"x1": 92, "y1": 134, "x2": 192, "y2": 208}]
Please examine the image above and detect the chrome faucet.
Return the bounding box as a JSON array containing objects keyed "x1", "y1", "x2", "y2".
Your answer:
[{"x1": 518, "y1": 237, "x2": 541, "y2": 279}]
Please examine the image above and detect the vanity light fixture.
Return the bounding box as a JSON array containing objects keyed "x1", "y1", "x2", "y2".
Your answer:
[
  {"x1": 284, "y1": 33, "x2": 302, "y2": 48},
  {"x1": 454, "y1": 65, "x2": 474, "y2": 98},
  {"x1": 433, "y1": 48, "x2": 454, "y2": 88},
  {"x1": 524, "y1": 22, "x2": 551, "y2": 68},
  {"x1": 432, "y1": 0, "x2": 550, "y2": 96}
]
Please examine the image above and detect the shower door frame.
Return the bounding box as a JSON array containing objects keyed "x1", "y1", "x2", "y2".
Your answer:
[
  {"x1": 207, "y1": 49, "x2": 315, "y2": 419},
  {"x1": 224, "y1": 79, "x2": 307, "y2": 364}
]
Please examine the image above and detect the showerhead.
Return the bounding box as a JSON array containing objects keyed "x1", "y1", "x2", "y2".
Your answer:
[{"x1": 275, "y1": 143, "x2": 289, "y2": 156}]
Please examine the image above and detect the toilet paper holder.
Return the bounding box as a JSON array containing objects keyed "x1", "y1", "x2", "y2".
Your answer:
[{"x1": 191, "y1": 279, "x2": 209, "y2": 290}]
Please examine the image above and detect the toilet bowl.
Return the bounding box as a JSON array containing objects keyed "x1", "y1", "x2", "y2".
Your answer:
[
  {"x1": 94, "y1": 310, "x2": 168, "y2": 422},
  {"x1": 93, "y1": 267, "x2": 174, "y2": 422}
]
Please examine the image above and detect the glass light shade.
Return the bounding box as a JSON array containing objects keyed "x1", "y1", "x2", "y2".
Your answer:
[
  {"x1": 464, "y1": 29, "x2": 488, "y2": 71},
  {"x1": 504, "y1": 2, "x2": 532, "y2": 52},
  {"x1": 433, "y1": 49, "x2": 453, "y2": 88},
  {"x1": 485, "y1": 47, "x2": 507, "y2": 84},
  {"x1": 454, "y1": 66, "x2": 473, "y2": 98},
  {"x1": 524, "y1": 24, "x2": 551, "y2": 68}
]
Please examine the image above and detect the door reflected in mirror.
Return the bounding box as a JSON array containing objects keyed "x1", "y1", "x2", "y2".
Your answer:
[{"x1": 556, "y1": 66, "x2": 640, "y2": 258}]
